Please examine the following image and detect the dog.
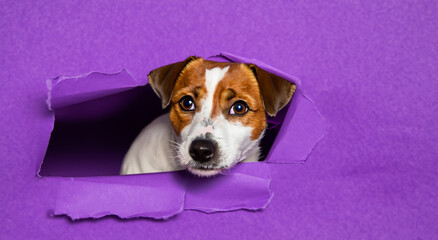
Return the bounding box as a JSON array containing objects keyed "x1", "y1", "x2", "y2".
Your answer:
[{"x1": 120, "y1": 56, "x2": 296, "y2": 177}]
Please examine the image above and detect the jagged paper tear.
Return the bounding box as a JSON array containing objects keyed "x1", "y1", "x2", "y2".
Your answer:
[{"x1": 43, "y1": 53, "x2": 326, "y2": 220}]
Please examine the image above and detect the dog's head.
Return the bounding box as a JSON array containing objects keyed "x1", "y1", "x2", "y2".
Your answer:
[{"x1": 149, "y1": 57, "x2": 295, "y2": 177}]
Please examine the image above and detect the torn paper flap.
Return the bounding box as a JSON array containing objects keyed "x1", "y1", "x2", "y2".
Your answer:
[
  {"x1": 184, "y1": 162, "x2": 273, "y2": 213},
  {"x1": 47, "y1": 69, "x2": 145, "y2": 110},
  {"x1": 53, "y1": 173, "x2": 185, "y2": 220},
  {"x1": 53, "y1": 163, "x2": 273, "y2": 220}
]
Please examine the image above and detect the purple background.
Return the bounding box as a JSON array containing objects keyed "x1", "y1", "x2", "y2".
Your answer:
[{"x1": 1, "y1": 1, "x2": 437, "y2": 239}]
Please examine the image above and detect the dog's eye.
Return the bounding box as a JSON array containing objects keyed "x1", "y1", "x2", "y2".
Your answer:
[
  {"x1": 179, "y1": 96, "x2": 195, "y2": 111},
  {"x1": 229, "y1": 101, "x2": 249, "y2": 115}
]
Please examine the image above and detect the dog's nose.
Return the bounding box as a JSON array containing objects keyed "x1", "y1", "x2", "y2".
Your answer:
[{"x1": 189, "y1": 139, "x2": 216, "y2": 162}]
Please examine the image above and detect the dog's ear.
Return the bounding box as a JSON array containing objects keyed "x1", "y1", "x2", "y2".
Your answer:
[
  {"x1": 148, "y1": 56, "x2": 200, "y2": 108},
  {"x1": 248, "y1": 64, "x2": 296, "y2": 117}
]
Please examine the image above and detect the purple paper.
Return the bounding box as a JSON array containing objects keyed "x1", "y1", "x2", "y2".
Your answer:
[
  {"x1": 40, "y1": 53, "x2": 324, "y2": 220},
  {"x1": 54, "y1": 174, "x2": 185, "y2": 220},
  {"x1": 47, "y1": 70, "x2": 145, "y2": 110},
  {"x1": 184, "y1": 163, "x2": 273, "y2": 213}
]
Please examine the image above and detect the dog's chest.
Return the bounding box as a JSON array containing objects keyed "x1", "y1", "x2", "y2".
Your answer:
[{"x1": 120, "y1": 114, "x2": 182, "y2": 175}]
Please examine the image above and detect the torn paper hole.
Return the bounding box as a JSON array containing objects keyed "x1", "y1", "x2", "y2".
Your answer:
[{"x1": 39, "y1": 53, "x2": 326, "y2": 220}]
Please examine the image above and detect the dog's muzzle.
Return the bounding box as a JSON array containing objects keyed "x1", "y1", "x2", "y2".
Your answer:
[{"x1": 189, "y1": 139, "x2": 216, "y2": 163}]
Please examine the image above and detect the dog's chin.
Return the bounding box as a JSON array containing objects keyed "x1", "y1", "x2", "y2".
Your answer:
[{"x1": 187, "y1": 167, "x2": 223, "y2": 177}]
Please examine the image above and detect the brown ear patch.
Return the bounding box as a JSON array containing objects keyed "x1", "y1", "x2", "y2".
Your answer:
[
  {"x1": 148, "y1": 56, "x2": 200, "y2": 108},
  {"x1": 248, "y1": 64, "x2": 296, "y2": 117}
]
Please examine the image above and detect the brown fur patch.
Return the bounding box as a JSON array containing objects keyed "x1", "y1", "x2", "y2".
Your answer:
[
  {"x1": 169, "y1": 58, "x2": 206, "y2": 136},
  {"x1": 211, "y1": 63, "x2": 267, "y2": 140},
  {"x1": 169, "y1": 59, "x2": 267, "y2": 140}
]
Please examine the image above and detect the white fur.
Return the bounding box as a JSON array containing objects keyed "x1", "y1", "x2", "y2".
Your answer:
[
  {"x1": 120, "y1": 114, "x2": 182, "y2": 175},
  {"x1": 121, "y1": 66, "x2": 261, "y2": 176}
]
